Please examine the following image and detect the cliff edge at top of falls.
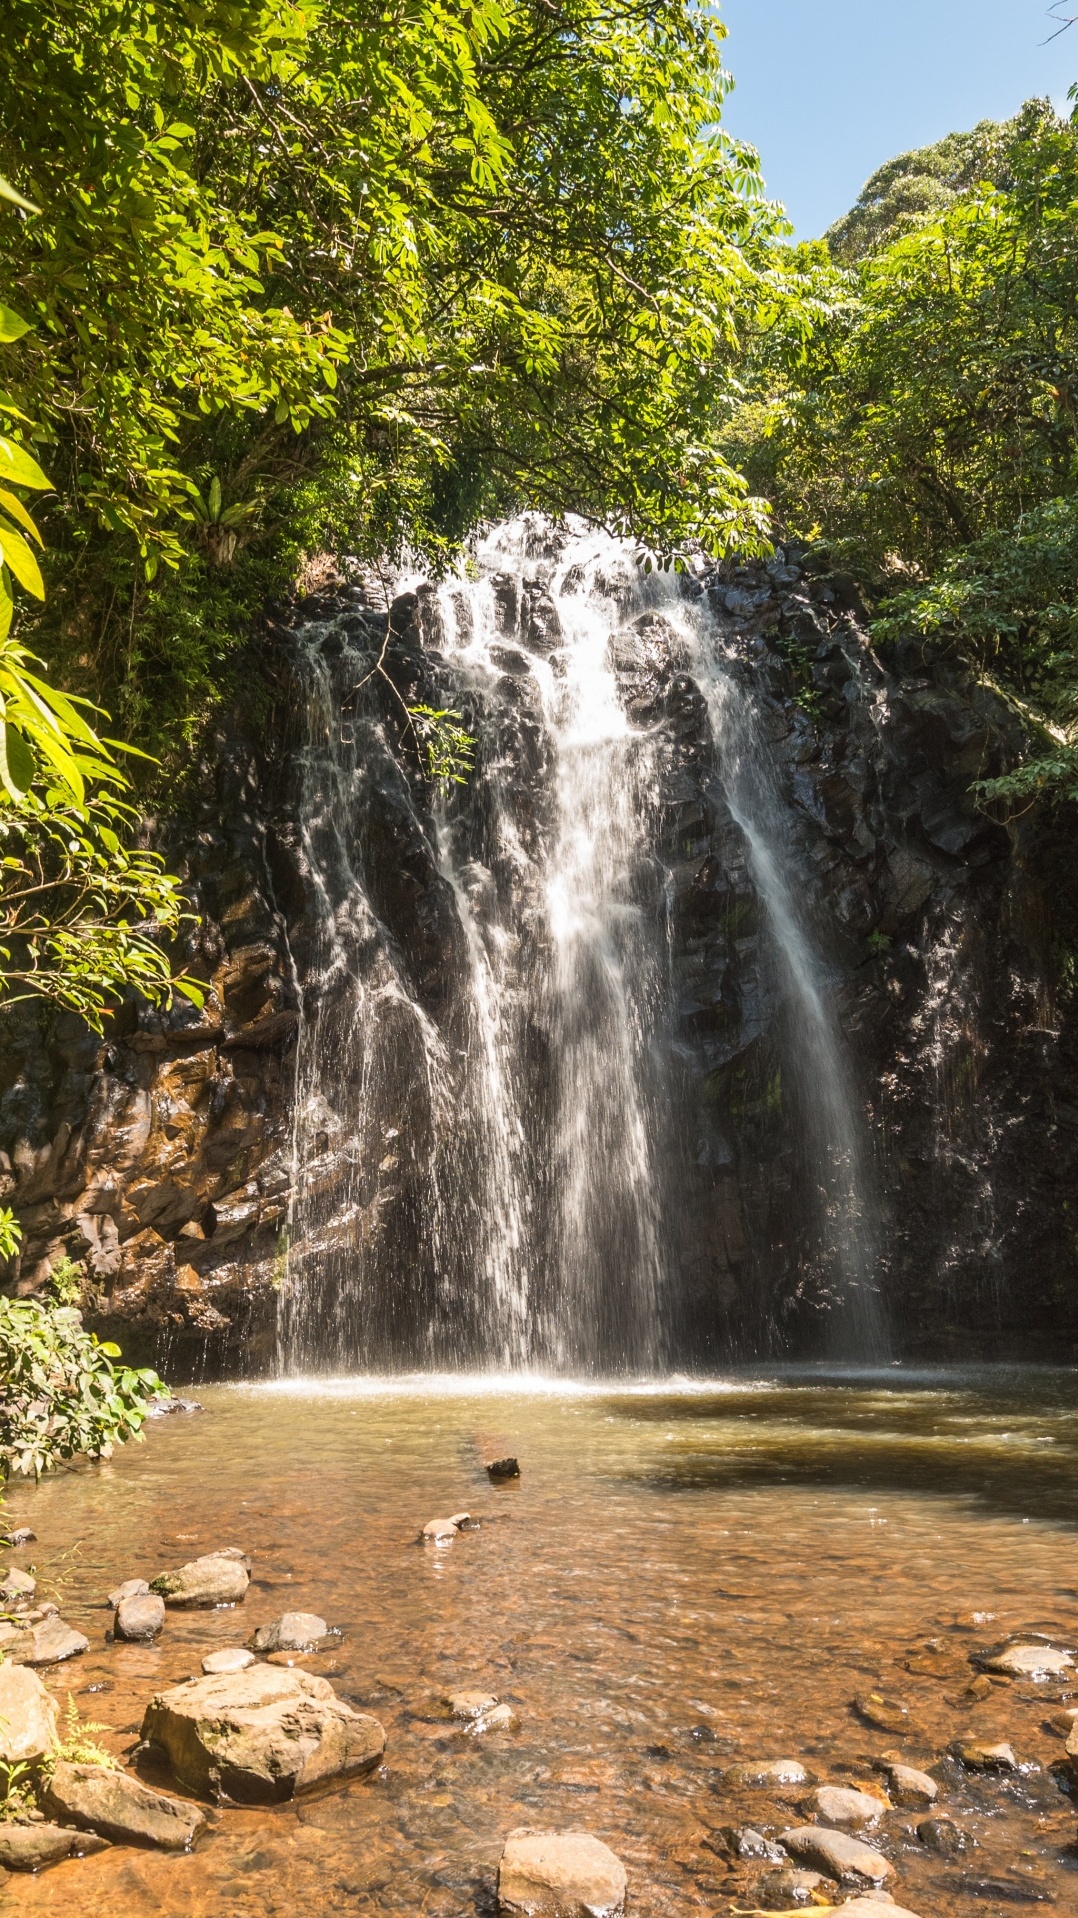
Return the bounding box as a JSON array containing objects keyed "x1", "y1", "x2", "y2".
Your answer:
[{"x1": 0, "y1": 534, "x2": 1074, "y2": 1375}]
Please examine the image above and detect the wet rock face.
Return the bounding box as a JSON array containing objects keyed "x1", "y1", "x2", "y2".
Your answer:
[{"x1": 0, "y1": 548, "x2": 1075, "y2": 1369}]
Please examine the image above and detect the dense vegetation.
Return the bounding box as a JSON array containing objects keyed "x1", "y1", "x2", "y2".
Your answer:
[{"x1": 727, "y1": 98, "x2": 1078, "y2": 805}]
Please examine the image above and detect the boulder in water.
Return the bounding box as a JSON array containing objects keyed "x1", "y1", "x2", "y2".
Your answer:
[
  {"x1": 107, "y1": 1578, "x2": 150, "y2": 1610},
  {"x1": 952, "y1": 1738, "x2": 1019, "y2": 1771},
  {"x1": 115, "y1": 1592, "x2": 166, "y2": 1642},
  {"x1": 880, "y1": 1761, "x2": 937, "y2": 1805},
  {"x1": 202, "y1": 1647, "x2": 256, "y2": 1675},
  {"x1": 487, "y1": 1457, "x2": 520, "y2": 1480},
  {"x1": 780, "y1": 1825, "x2": 894, "y2": 1884},
  {"x1": 0, "y1": 1662, "x2": 60, "y2": 1765},
  {"x1": 141, "y1": 1664, "x2": 386, "y2": 1803},
  {"x1": 497, "y1": 1827, "x2": 626, "y2": 1917},
  {"x1": 422, "y1": 1517, "x2": 461, "y2": 1542},
  {"x1": 711, "y1": 1825, "x2": 787, "y2": 1862},
  {"x1": 44, "y1": 1759, "x2": 205, "y2": 1851},
  {"x1": 447, "y1": 1689, "x2": 499, "y2": 1719},
  {"x1": 982, "y1": 1643, "x2": 1073, "y2": 1679},
  {"x1": 0, "y1": 1823, "x2": 109, "y2": 1870},
  {"x1": 853, "y1": 1692, "x2": 916, "y2": 1734},
  {"x1": 917, "y1": 1814, "x2": 972, "y2": 1856},
  {"x1": 248, "y1": 1611, "x2": 328, "y2": 1654},
  {"x1": 6, "y1": 1615, "x2": 89, "y2": 1666},
  {"x1": 473, "y1": 1702, "x2": 519, "y2": 1732},
  {"x1": 802, "y1": 1784, "x2": 887, "y2": 1827},
  {"x1": 754, "y1": 1869, "x2": 824, "y2": 1910},
  {"x1": 725, "y1": 1757, "x2": 810, "y2": 1788},
  {"x1": 151, "y1": 1548, "x2": 250, "y2": 1607}
]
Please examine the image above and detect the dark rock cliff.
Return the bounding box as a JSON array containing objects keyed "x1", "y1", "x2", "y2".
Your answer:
[{"x1": 0, "y1": 545, "x2": 1074, "y2": 1373}]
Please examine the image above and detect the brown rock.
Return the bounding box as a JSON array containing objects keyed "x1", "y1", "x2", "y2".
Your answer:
[
  {"x1": 44, "y1": 1759, "x2": 205, "y2": 1851},
  {"x1": 150, "y1": 1548, "x2": 250, "y2": 1607},
  {"x1": 754, "y1": 1867, "x2": 824, "y2": 1909},
  {"x1": 953, "y1": 1739, "x2": 1018, "y2": 1771},
  {"x1": 803, "y1": 1784, "x2": 887, "y2": 1827},
  {"x1": 7, "y1": 1615, "x2": 89, "y2": 1666},
  {"x1": 497, "y1": 1828, "x2": 626, "y2": 1917},
  {"x1": 780, "y1": 1825, "x2": 894, "y2": 1884},
  {"x1": 982, "y1": 1643, "x2": 1073, "y2": 1679},
  {"x1": 447, "y1": 1689, "x2": 499, "y2": 1719},
  {"x1": 0, "y1": 1662, "x2": 59, "y2": 1766},
  {"x1": 726, "y1": 1757, "x2": 810, "y2": 1788},
  {"x1": 107, "y1": 1578, "x2": 149, "y2": 1610},
  {"x1": 0, "y1": 1823, "x2": 110, "y2": 1871},
  {"x1": 248, "y1": 1611, "x2": 327, "y2": 1653},
  {"x1": 881, "y1": 1762, "x2": 937, "y2": 1805},
  {"x1": 114, "y1": 1592, "x2": 166, "y2": 1641},
  {"x1": 141, "y1": 1663, "x2": 385, "y2": 1803},
  {"x1": 853, "y1": 1692, "x2": 915, "y2": 1735}
]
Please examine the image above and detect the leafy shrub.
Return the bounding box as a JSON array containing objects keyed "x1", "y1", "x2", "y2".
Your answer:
[{"x1": 0, "y1": 1297, "x2": 167, "y2": 1478}]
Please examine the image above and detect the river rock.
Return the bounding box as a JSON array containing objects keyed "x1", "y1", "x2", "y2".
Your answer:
[
  {"x1": 448, "y1": 1689, "x2": 499, "y2": 1719},
  {"x1": 803, "y1": 1784, "x2": 887, "y2": 1826},
  {"x1": 107, "y1": 1578, "x2": 149, "y2": 1609},
  {"x1": 474, "y1": 1702, "x2": 519, "y2": 1732},
  {"x1": 202, "y1": 1647, "x2": 256, "y2": 1675},
  {"x1": 141, "y1": 1664, "x2": 386, "y2": 1803},
  {"x1": 881, "y1": 1762, "x2": 937, "y2": 1805},
  {"x1": 713, "y1": 1825, "x2": 787, "y2": 1862},
  {"x1": 2, "y1": 1528, "x2": 35, "y2": 1547},
  {"x1": 422, "y1": 1517, "x2": 461, "y2": 1542},
  {"x1": 447, "y1": 1511, "x2": 473, "y2": 1527},
  {"x1": 0, "y1": 1663, "x2": 59, "y2": 1766},
  {"x1": 497, "y1": 1827, "x2": 626, "y2": 1917},
  {"x1": 8, "y1": 1615, "x2": 89, "y2": 1666},
  {"x1": 953, "y1": 1738, "x2": 1018, "y2": 1771},
  {"x1": 982, "y1": 1643, "x2": 1074, "y2": 1679},
  {"x1": 727, "y1": 1758, "x2": 810, "y2": 1787},
  {"x1": 44, "y1": 1759, "x2": 205, "y2": 1851},
  {"x1": 755, "y1": 1867, "x2": 823, "y2": 1909},
  {"x1": 487, "y1": 1457, "x2": 520, "y2": 1479},
  {"x1": 780, "y1": 1826, "x2": 894, "y2": 1884},
  {"x1": 917, "y1": 1814, "x2": 972, "y2": 1856},
  {"x1": 114, "y1": 1592, "x2": 166, "y2": 1642},
  {"x1": 150, "y1": 1548, "x2": 250, "y2": 1607},
  {"x1": 0, "y1": 1566, "x2": 36, "y2": 1604},
  {"x1": 248, "y1": 1611, "x2": 328, "y2": 1653},
  {"x1": 853, "y1": 1692, "x2": 915, "y2": 1734},
  {"x1": 0, "y1": 1823, "x2": 109, "y2": 1870}
]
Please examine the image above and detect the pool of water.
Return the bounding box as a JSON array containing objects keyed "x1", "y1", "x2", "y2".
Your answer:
[{"x1": 3, "y1": 1367, "x2": 1078, "y2": 1916}]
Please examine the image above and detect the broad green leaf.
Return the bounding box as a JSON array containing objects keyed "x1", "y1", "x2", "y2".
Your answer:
[
  {"x1": 0, "y1": 174, "x2": 39, "y2": 215},
  {"x1": 0, "y1": 438, "x2": 50, "y2": 491},
  {"x1": 0, "y1": 719, "x2": 34, "y2": 801},
  {"x1": 0, "y1": 488, "x2": 42, "y2": 545},
  {"x1": 0, "y1": 523, "x2": 43, "y2": 598},
  {"x1": 0, "y1": 306, "x2": 31, "y2": 345}
]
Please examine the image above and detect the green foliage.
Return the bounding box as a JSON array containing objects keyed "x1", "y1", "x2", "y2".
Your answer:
[
  {"x1": 0, "y1": 1296, "x2": 168, "y2": 1479},
  {"x1": 825, "y1": 120, "x2": 1008, "y2": 263},
  {"x1": 0, "y1": 0, "x2": 787, "y2": 764},
  {"x1": 47, "y1": 1253, "x2": 84, "y2": 1306},
  {"x1": 408, "y1": 705, "x2": 476, "y2": 785},
  {"x1": 47, "y1": 1695, "x2": 117, "y2": 1772},
  {"x1": 0, "y1": 1760, "x2": 36, "y2": 1821},
  {"x1": 0, "y1": 1208, "x2": 20, "y2": 1262}
]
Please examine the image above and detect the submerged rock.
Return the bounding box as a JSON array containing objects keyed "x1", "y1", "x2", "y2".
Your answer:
[
  {"x1": 141, "y1": 1664, "x2": 386, "y2": 1803},
  {"x1": 447, "y1": 1689, "x2": 499, "y2": 1719},
  {"x1": 474, "y1": 1703, "x2": 519, "y2": 1733},
  {"x1": 917, "y1": 1814, "x2": 973, "y2": 1857},
  {"x1": 107, "y1": 1578, "x2": 150, "y2": 1610},
  {"x1": 983, "y1": 1643, "x2": 1073, "y2": 1679},
  {"x1": 803, "y1": 1784, "x2": 887, "y2": 1827},
  {"x1": 497, "y1": 1827, "x2": 626, "y2": 1917},
  {"x1": 712, "y1": 1825, "x2": 787, "y2": 1862},
  {"x1": 0, "y1": 1662, "x2": 60, "y2": 1766},
  {"x1": 853, "y1": 1692, "x2": 915, "y2": 1734},
  {"x1": 150, "y1": 1548, "x2": 250, "y2": 1608},
  {"x1": 422, "y1": 1517, "x2": 462, "y2": 1542},
  {"x1": 1, "y1": 1528, "x2": 36, "y2": 1547},
  {"x1": 114, "y1": 1592, "x2": 166, "y2": 1642},
  {"x1": 880, "y1": 1762, "x2": 937, "y2": 1805},
  {"x1": 780, "y1": 1825, "x2": 894, "y2": 1884},
  {"x1": 201, "y1": 1647, "x2": 256, "y2": 1675},
  {"x1": 755, "y1": 1867, "x2": 823, "y2": 1908},
  {"x1": 0, "y1": 1823, "x2": 109, "y2": 1870},
  {"x1": 726, "y1": 1758, "x2": 810, "y2": 1788},
  {"x1": 44, "y1": 1760, "x2": 205, "y2": 1851},
  {"x1": 248, "y1": 1612, "x2": 328, "y2": 1653}
]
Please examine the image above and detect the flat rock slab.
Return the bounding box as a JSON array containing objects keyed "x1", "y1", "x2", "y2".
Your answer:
[
  {"x1": 107, "y1": 1579, "x2": 149, "y2": 1610},
  {"x1": 151, "y1": 1549, "x2": 250, "y2": 1608},
  {"x1": 142, "y1": 1664, "x2": 386, "y2": 1804},
  {"x1": 202, "y1": 1647, "x2": 256, "y2": 1675},
  {"x1": 780, "y1": 1825, "x2": 894, "y2": 1884},
  {"x1": 983, "y1": 1643, "x2": 1073, "y2": 1678},
  {"x1": 0, "y1": 1661, "x2": 60, "y2": 1766},
  {"x1": 8, "y1": 1615, "x2": 89, "y2": 1666},
  {"x1": 115, "y1": 1592, "x2": 166, "y2": 1642},
  {"x1": 45, "y1": 1759, "x2": 206, "y2": 1852},
  {"x1": 1, "y1": 1566, "x2": 36, "y2": 1601},
  {"x1": 249, "y1": 1611, "x2": 328, "y2": 1653},
  {"x1": 0, "y1": 1822, "x2": 110, "y2": 1870},
  {"x1": 497, "y1": 1828, "x2": 626, "y2": 1917},
  {"x1": 882, "y1": 1763, "x2": 937, "y2": 1804},
  {"x1": 727, "y1": 1758, "x2": 810, "y2": 1787},
  {"x1": 804, "y1": 1784, "x2": 887, "y2": 1827}
]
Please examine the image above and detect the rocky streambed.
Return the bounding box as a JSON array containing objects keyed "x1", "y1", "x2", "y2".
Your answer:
[{"x1": 0, "y1": 1373, "x2": 1076, "y2": 1916}]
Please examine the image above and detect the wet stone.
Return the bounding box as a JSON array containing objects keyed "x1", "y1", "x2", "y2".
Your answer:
[
  {"x1": 44, "y1": 1759, "x2": 206, "y2": 1851},
  {"x1": 726, "y1": 1757, "x2": 810, "y2": 1787},
  {"x1": 983, "y1": 1644, "x2": 1074, "y2": 1679},
  {"x1": 422, "y1": 1517, "x2": 461, "y2": 1542},
  {"x1": 447, "y1": 1689, "x2": 499, "y2": 1719},
  {"x1": 754, "y1": 1866, "x2": 823, "y2": 1909},
  {"x1": 713, "y1": 1825, "x2": 787, "y2": 1862},
  {"x1": 8, "y1": 1614, "x2": 89, "y2": 1666},
  {"x1": 854, "y1": 1692, "x2": 915, "y2": 1734},
  {"x1": 779, "y1": 1825, "x2": 894, "y2": 1884},
  {"x1": 248, "y1": 1612, "x2": 328, "y2": 1654},
  {"x1": 487, "y1": 1457, "x2": 520, "y2": 1479},
  {"x1": 202, "y1": 1647, "x2": 256, "y2": 1675},
  {"x1": 0, "y1": 1566, "x2": 36, "y2": 1604},
  {"x1": 0, "y1": 1662, "x2": 60, "y2": 1766},
  {"x1": 881, "y1": 1762, "x2": 938, "y2": 1805},
  {"x1": 803, "y1": 1784, "x2": 887, "y2": 1827},
  {"x1": 151, "y1": 1548, "x2": 250, "y2": 1608},
  {"x1": 954, "y1": 1738, "x2": 1019, "y2": 1771},
  {"x1": 107, "y1": 1578, "x2": 150, "y2": 1610},
  {"x1": 114, "y1": 1592, "x2": 166, "y2": 1641},
  {"x1": 918, "y1": 1814, "x2": 973, "y2": 1856},
  {"x1": 0, "y1": 1823, "x2": 109, "y2": 1871},
  {"x1": 474, "y1": 1702, "x2": 519, "y2": 1732},
  {"x1": 497, "y1": 1827, "x2": 626, "y2": 1918},
  {"x1": 1, "y1": 1528, "x2": 35, "y2": 1547}
]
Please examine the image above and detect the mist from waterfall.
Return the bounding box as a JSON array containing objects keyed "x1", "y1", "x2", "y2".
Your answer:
[{"x1": 278, "y1": 519, "x2": 883, "y2": 1372}]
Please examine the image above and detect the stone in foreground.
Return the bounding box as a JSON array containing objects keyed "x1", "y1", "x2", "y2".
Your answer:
[
  {"x1": 115, "y1": 1592, "x2": 166, "y2": 1642},
  {"x1": 727, "y1": 1757, "x2": 809, "y2": 1787},
  {"x1": 248, "y1": 1611, "x2": 328, "y2": 1653},
  {"x1": 0, "y1": 1662, "x2": 60, "y2": 1766},
  {"x1": 983, "y1": 1643, "x2": 1073, "y2": 1679},
  {"x1": 881, "y1": 1762, "x2": 937, "y2": 1805},
  {"x1": 780, "y1": 1825, "x2": 894, "y2": 1884},
  {"x1": 497, "y1": 1828, "x2": 626, "y2": 1917},
  {"x1": 8, "y1": 1615, "x2": 89, "y2": 1666},
  {"x1": 0, "y1": 1822, "x2": 109, "y2": 1871},
  {"x1": 142, "y1": 1664, "x2": 386, "y2": 1803},
  {"x1": 202, "y1": 1647, "x2": 256, "y2": 1675},
  {"x1": 804, "y1": 1784, "x2": 887, "y2": 1827},
  {"x1": 755, "y1": 1867, "x2": 824, "y2": 1909},
  {"x1": 44, "y1": 1759, "x2": 206, "y2": 1851},
  {"x1": 151, "y1": 1548, "x2": 250, "y2": 1608}
]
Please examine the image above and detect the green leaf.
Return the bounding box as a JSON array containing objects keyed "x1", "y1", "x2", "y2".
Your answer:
[
  {"x1": 0, "y1": 489, "x2": 42, "y2": 545},
  {"x1": 0, "y1": 438, "x2": 50, "y2": 492},
  {"x1": 0, "y1": 174, "x2": 40, "y2": 216},
  {"x1": 0, "y1": 306, "x2": 31, "y2": 345},
  {"x1": 0, "y1": 721, "x2": 35, "y2": 800}
]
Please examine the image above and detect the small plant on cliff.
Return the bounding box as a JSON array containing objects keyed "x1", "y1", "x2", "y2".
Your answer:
[{"x1": 0, "y1": 1297, "x2": 167, "y2": 1479}]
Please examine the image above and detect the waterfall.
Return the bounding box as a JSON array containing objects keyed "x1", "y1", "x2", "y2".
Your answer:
[{"x1": 278, "y1": 520, "x2": 882, "y2": 1372}]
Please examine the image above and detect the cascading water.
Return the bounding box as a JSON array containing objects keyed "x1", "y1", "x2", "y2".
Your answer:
[{"x1": 278, "y1": 518, "x2": 883, "y2": 1372}]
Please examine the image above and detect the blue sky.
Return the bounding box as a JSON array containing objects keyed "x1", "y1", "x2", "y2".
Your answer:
[{"x1": 717, "y1": 0, "x2": 1078, "y2": 237}]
